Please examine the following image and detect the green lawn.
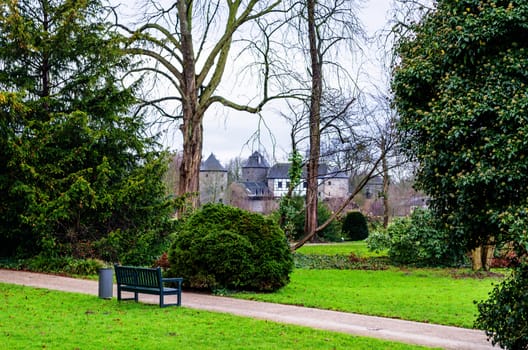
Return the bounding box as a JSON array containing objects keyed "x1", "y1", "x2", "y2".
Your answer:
[
  {"x1": 297, "y1": 241, "x2": 387, "y2": 257},
  {"x1": 0, "y1": 241, "x2": 503, "y2": 348},
  {"x1": 235, "y1": 268, "x2": 500, "y2": 328},
  {"x1": 0, "y1": 283, "x2": 432, "y2": 350},
  {"x1": 235, "y1": 240, "x2": 502, "y2": 329}
]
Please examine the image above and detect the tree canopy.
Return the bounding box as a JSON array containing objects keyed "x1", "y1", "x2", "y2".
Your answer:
[{"x1": 392, "y1": 0, "x2": 528, "y2": 255}]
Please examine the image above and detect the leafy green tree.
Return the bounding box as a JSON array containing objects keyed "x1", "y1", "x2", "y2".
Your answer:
[
  {"x1": 475, "y1": 264, "x2": 528, "y2": 349},
  {"x1": 392, "y1": 0, "x2": 528, "y2": 267},
  {"x1": 0, "y1": 0, "x2": 175, "y2": 262},
  {"x1": 392, "y1": 2, "x2": 528, "y2": 346}
]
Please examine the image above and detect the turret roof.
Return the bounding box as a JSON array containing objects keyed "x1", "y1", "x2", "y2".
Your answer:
[
  {"x1": 200, "y1": 153, "x2": 226, "y2": 172},
  {"x1": 243, "y1": 151, "x2": 270, "y2": 168}
]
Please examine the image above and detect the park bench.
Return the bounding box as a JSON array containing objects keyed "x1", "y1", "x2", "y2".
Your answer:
[{"x1": 114, "y1": 264, "x2": 183, "y2": 308}]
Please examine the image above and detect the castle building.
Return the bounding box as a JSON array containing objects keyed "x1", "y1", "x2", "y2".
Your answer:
[
  {"x1": 233, "y1": 151, "x2": 350, "y2": 213},
  {"x1": 199, "y1": 151, "x2": 351, "y2": 213}
]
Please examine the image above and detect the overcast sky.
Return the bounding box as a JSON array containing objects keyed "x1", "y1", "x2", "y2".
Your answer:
[{"x1": 159, "y1": 0, "x2": 394, "y2": 165}]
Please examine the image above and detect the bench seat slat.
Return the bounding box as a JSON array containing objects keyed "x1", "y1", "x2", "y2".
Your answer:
[{"x1": 120, "y1": 286, "x2": 181, "y2": 294}]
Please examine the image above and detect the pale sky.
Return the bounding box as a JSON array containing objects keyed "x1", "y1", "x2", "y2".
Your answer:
[{"x1": 158, "y1": 0, "x2": 394, "y2": 165}]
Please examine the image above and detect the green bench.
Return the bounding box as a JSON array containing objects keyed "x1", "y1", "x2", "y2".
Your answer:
[{"x1": 114, "y1": 264, "x2": 183, "y2": 308}]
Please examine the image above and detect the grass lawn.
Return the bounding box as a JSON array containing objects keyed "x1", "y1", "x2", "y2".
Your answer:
[
  {"x1": 234, "y1": 242, "x2": 503, "y2": 329},
  {"x1": 0, "y1": 283, "x2": 432, "y2": 350},
  {"x1": 0, "y1": 241, "x2": 503, "y2": 348},
  {"x1": 296, "y1": 241, "x2": 387, "y2": 258},
  {"x1": 234, "y1": 268, "x2": 501, "y2": 329}
]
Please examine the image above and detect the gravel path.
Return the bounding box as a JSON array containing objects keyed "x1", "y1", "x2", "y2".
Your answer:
[{"x1": 0, "y1": 269, "x2": 496, "y2": 349}]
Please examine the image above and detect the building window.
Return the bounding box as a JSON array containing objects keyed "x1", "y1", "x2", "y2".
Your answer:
[
  {"x1": 303, "y1": 182, "x2": 307, "y2": 188},
  {"x1": 278, "y1": 181, "x2": 283, "y2": 189},
  {"x1": 286, "y1": 181, "x2": 290, "y2": 188},
  {"x1": 327, "y1": 181, "x2": 332, "y2": 186}
]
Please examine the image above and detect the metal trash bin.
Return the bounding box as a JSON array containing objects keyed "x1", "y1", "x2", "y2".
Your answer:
[{"x1": 98, "y1": 267, "x2": 113, "y2": 299}]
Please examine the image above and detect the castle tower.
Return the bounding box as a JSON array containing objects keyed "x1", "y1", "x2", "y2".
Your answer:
[{"x1": 241, "y1": 151, "x2": 270, "y2": 183}]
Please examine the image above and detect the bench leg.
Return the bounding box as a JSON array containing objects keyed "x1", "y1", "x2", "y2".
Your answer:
[{"x1": 159, "y1": 290, "x2": 181, "y2": 308}]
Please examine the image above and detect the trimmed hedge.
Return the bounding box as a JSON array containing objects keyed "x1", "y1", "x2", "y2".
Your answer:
[{"x1": 168, "y1": 203, "x2": 293, "y2": 292}]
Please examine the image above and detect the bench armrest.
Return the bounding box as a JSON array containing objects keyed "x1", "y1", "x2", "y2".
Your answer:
[{"x1": 162, "y1": 277, "x2": 183, "y2": 285}]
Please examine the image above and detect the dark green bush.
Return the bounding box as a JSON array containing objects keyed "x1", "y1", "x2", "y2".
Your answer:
[
  {"x1": 21, "y1": 255, "x2": 104, "y2": 275},
  {"x1": 94, "y1": 223, "x2": 177, "y2": 266},
  {"x1": 475, "y1": 265, "x2": 528, "y2": 349},
  {"x1": 342, "y1": 211, "x2": 369, "y2": 241},
  {"x1": 366, "y1": 209, "x2": 466, "y2": 267},
  {"x1": 168, "y1": 203, "x2": 293, "y2": 292}
]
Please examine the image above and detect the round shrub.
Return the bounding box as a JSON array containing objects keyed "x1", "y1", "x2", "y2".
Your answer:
[
  {"x1": 168, "y1": 203, "x2": 293, "y2": 292},
  {"x1": 342, "y1": 211, "x2": 369, "y2": 241},
  {"x1": 475, "y1": 265, "x2": 528, "y2": 349}
]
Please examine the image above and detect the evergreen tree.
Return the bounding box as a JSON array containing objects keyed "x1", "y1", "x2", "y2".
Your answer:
[
  {"x1": 393, "y1": 0, "x2": 528, "y2": 260},
  {"x1": 0, "y1": 0, "x2": 175, "y2": 262},
  {"x1": 393, "y1": 2, "x2": 528, "y2": 346}
]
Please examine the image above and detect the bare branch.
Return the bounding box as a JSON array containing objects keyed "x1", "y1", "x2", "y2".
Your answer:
[{"x1": 123, "y1": 47, "x2": 183, "y2": 82}]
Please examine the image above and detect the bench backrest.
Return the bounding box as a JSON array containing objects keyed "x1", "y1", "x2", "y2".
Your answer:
[{"x1": 114, "y1": 265, "x2": 162, "y2": 289}]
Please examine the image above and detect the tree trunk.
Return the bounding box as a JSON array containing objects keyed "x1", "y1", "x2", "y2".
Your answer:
[
  {"x1": 471, "y1": 247, "x2": 483, "y2": 271},
  {"x1": 303, "y1": 0, "x2": 322, "y2": 242},
  {"x1": 471, "y1": 239, "x2": 495, "y2": 271},
  {"x1": 381, "y1": 137, "x2": 390, "y2": 228},
  {"x1": 178, "y1": 115, "x2": 203, "y2": 208},
  {"x1": 482, "y1": 241, "x2": 495, "y2": 272},
  {"x1": 177, "y1": 0, "x2": 201, "y2": 209}
]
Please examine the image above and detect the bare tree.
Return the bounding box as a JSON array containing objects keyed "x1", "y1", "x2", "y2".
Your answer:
[
  {"x1": 286, "y1": 56, "x2": 405, "y2": 248},
  {"x1": 283, "y1": 0, "x2": 364, "y2": 248},
  {"x1": 304, "y1": 0, "x2": 322, "y2": 243},
  {"x1": 116, "y1": 0, "x2": 285, "y2": 208}
]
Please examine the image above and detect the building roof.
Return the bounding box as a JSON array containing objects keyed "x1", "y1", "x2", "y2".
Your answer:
[
  {"x1": 323, "y1": 169, "x2": 349, "y2": 179},
  {"x1": 243, "y1": 151, "x2": 270, "y2": 168},
  {"x1": 267, "y1": 163, "x2": 291, "y2": 179},
  {"x1": 200, "y1": 153, "x2": 226, "y2": 172}
]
